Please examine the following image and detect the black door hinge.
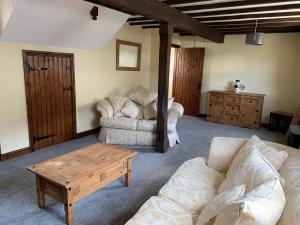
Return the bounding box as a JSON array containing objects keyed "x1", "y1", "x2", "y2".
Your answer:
[{"x1": 33, "y1": 134, "x2": 55, "y2": 143}]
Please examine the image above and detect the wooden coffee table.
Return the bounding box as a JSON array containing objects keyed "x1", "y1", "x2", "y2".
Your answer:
[{"x1": 27, "y1": 143, "x2": 137, "y2": 225}]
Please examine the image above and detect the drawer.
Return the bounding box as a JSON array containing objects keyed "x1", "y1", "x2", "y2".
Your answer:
[
  {"x1": 223, "y1": 113, "x2": 240, "y2": 124},
  {"x1": 224, "y1": 105, "x2": 240, "y2": 114},
  {"x1": 242, "y1": 96, "x2": 261, "y2": 108},
  {"x1": 209, "y1": 93, "x2": 224, "y2": 102},
  {"x1": 225, "y1": 95, "x2": 241, "y2": 105}
]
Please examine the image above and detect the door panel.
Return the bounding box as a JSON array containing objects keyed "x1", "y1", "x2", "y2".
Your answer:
[
  {"x1": 172, "y1": 48, "x2": 205, "y2": 116},
  {"x1": 23, "y1": 51, "x2": 76, "y2": 150}
]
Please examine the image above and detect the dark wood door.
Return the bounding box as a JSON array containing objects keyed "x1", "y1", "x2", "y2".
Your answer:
[
  {"x1": 23, "y1": 51, "x2": 76, "y2": 150},
  {"x1": 172, "y1": 48, "x2": 205, "y2": 116}
]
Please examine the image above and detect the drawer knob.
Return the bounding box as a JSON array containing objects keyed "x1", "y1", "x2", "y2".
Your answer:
[
  {"x1": 250, "y1": 101, "x2": 253, "y2": 103},
  {"x1": 232, "y1": 107, "x2": 234, "y2": 110},
  {"x1": 208, "y1": 115, "x2": 211, "y2": 117},
  {"x1": 209, "y1": 104, "x2": 212, "y2": 106},
  {"x1": 233, "y1": 99, "x2": 235, "y2": 101}
]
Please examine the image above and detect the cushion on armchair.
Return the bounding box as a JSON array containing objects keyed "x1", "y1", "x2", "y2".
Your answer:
[
  {"x1": 108, "y1": 96, "x2": 128, "y2": 116},
  {"x1": 121, "y1": 100, "x2": 140, "y2": 119},
  {"x1": 127, "y1": 86, "x2": 158, "y2": 107}
]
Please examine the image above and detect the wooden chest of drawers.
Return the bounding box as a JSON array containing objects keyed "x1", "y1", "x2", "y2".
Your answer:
[{"x1": 207, "y1": 91, "x2": 265, "y2": 129}]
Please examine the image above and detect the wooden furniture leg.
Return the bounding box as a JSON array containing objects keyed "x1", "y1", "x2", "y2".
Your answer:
[
  {"x1": 64, "y1": 188, "x2": 74, "y2": 225},
  {"x1": 125, "y1": 158, "x2": 132, "y2": 187},
  {"x1": 36, "y1": 175, "x2": 45, "y2": 208}
]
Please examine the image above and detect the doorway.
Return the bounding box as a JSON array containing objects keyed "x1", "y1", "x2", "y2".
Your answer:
[
  {"x1": 172, "y1": 48, "x2": 205, "y2": 116},
  {"x1": 23, "y1": 50, "x2": 76, "y2": 150}
]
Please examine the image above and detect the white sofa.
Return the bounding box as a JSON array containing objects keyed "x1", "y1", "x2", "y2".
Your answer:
[
  {"x1": 125, "y1": 137, "x2": 300, "y2": 225},
  {"x1": 96, "y1": 87, "x2": 184, "y2": 147}
]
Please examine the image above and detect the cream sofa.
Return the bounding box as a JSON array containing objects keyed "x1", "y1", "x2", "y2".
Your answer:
[
  {"x1": 125, "y1": 137, "x2": 300, "y2": 225},
  {"x1": 96, "y1": 88, "x2": 184, "y2": 147}
]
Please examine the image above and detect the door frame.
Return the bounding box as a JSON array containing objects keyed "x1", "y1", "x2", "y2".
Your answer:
[{"x1": 22, "y1": 50, "x2": 77, "y2": 151}]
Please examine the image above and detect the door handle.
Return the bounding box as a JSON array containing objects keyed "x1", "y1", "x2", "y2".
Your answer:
[{"x1": 63, "y1": 86, "x2": 73, "y2": 91}]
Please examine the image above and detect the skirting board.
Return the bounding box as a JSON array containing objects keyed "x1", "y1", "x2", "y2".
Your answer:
[{"x1": 0, "y1": 127, "x2": 100, "y2": 161}]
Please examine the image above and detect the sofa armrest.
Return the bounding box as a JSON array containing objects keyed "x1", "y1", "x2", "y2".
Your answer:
[{"x1": 96, "y1": 99, "x2": 113, "y2": 118}]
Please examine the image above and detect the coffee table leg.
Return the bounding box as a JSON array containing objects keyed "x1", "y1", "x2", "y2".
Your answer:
[
  {"x1": 36, "y1": 175, "x2": 45, "y2": 208},
  {"x1": 125, "y1": 158, "x2": 132, "y2": 187},
  {"x1": 64, "y1": 188, "x2": 74, "y2": 225}
]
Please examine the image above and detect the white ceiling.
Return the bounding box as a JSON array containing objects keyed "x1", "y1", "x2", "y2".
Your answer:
[{"x1": 0, "y1": 0, "x2": 130, "y2": 50}]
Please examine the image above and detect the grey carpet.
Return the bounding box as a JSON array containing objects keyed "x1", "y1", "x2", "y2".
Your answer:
[{"x1": 0, "y1": 116, "x2": 285, "y2": 225}]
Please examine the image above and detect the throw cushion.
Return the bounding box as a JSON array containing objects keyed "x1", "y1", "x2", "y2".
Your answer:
[
  {"x1": 125, "y1": 196, "x2": 195, "y2": 225},
  {"x1": 108, "y1": 96, "x2": 128, "y2": 116},
  {"x1": 143, "y1": 104, "x2": 157, "y2": 120},
  {"x1": 208, "y1": 136, "x2": 288, "y2": 173},
  {"x1": 218, "y1": 146, "x2": 284, "y2": 193},
  {"x1": 214, "y1": 179, "x2": 286, "y2": 225},
  {"x1": 121, "y1": 100, "x2": 140, "y2": 119},
  {"x1": 195, "y1": 184, "x2": 246, "y2": 225},
  {"x1": 127, "y1": 86, "x2": 158, "y2": 107},
  {"x1": 158, "y1": 157, "x2": 225, "y2": 213}
]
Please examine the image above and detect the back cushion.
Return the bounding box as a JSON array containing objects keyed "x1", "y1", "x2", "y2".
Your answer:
[
  {"x1": 207, "y1": 137, "x2": 247, "y2": 173},
  {"x1": 277, "y1": 149, "x2": 300, "y2": 225}
]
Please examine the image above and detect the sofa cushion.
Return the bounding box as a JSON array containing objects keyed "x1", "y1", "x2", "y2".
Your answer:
[
  {"x1": 127, "y1": 86, "x2": 157, "y2": 107},
  {"x1": 218, "y1": 146, "x2": 283, "y2": 193},
  {"x1": 208, "y1": 136, "x2": 288, "y2": 173},
  {"x1": 158, "y1": 157, "x2": 225, "y2": 213},
  {"x1": 137, "y1": 120, "x2": 156, "y2": 132},
  {"x1": 277, "y1": 148, "x2": 300, "y2": 225},
  {"x1": 100, "y1": 117, "x2": 137, "y2": 130},
  {"x1": 143, "y1": 104, "x2": 156, "y2": 120},
  {"x1": 125, "y1": 196, "x2": 195, "y2": 225},
  {"x1": 195, "y1": 184, "x2": 246, "y2": 225},
  {"x1": 121, "y1": 100, "x2": 140, "y2": 119},
  {"x1": 108, "y1": 96, "x2": 128, "y2": 116},
  {"x1": 214, "y1": 179, "x2": 286, "y2": 225},
  {"x1": 96, "y1": 99, "x2": 114, "y2": 118}
]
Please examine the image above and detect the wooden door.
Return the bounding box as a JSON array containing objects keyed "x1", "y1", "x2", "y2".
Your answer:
[
  {"x1": 172, "y1": 48, "x2": 205, "y2": 116},
  {"x1": 23, "y1": 51, "x2": 76, "y2": 150}
]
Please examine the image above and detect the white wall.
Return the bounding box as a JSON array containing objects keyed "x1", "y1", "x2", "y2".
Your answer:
[
  {"x1": 0, "y1": 24, "x2": 151, "y2": 154},
  {"x1": 167, "y1": 33, "x2": 300, "y2": 122}
]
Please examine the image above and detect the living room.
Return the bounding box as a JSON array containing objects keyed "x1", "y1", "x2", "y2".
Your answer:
[{"x1": 0, "y1": 0, "x2": 300, "y2": 225}]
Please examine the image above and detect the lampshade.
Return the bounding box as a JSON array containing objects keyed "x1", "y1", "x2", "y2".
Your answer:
[{"x1": 245, "y1": 32, "x2": 264, "y2": 45}]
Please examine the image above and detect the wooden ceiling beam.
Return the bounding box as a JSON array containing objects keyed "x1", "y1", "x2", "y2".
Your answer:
[
  {"x1": 185, "y1": 4, "x2": 300, "y2": 18},
  {"x1": 206, "y1": 17, "x2": 300, "y2": 25},
  {"x1": 164, "y1": 0, "x2": 212, "y2": 4},
  {"x1": 175, "y1": 0, "x2": 299, "y2": 12},
  {"x1": 222, "y1": 27, "x2": 300, "y2": 34},
  {"x1": 212, "y1": 21, "x2": 300, "y2": 29},
  {"x1": 85, "y1": 0, "x2": 224, "y2": 43},
  {"x1": 197, "y1": 12, "x2": 300, "y2": 21}
]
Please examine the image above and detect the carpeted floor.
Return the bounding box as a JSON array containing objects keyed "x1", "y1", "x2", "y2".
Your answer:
[{"x1": 0, "y1": 116, "x2": 285, "y2": 225}]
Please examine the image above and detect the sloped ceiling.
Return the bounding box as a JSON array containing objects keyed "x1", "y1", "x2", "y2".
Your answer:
[{"x1": 0, "y1": 0, "x2": 130, "y2": 50}]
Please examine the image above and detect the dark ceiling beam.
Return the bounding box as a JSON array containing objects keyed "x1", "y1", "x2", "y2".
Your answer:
[
  {"x1": 179, "y1": 27, "x2": 300, "y2": 35},
  {"x1": 206, "y1": 17, "x2": 300, "y2": 25},
  {"x1": 85, "y1": 0, "x2": 224, "y2": 43},
  {"x1": 127, "y1": 0, "x2": 300, "y2": 22},
  {"x1": 212, "y1": 21, "x2": 300, "y2": 29},
  {"x1": 130, "y1": 21, "x2": 159, "y2": 26},
  {"x1": 222, "y1": 27, "x2": 300, "y2": 34},
  {"x1": 164, "y1": 0, "x2": 213, "y2": 4},
  {"x1": 184, "y1": 4, "x2": 300, "y2": 18},
  {"x1": 175, "y1": 0, "x2": 299, "y2": 12},
  {"x1": 198, "y1": 12, "x2": 300, "y2": 21}
]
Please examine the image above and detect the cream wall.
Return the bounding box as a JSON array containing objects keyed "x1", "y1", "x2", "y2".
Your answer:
[
  {"x1": 166, "y1": 33, "x2": 300, "y2": 122},
  {"x1": 0, "y1": 24, "x2": 151, "y2": 154}
]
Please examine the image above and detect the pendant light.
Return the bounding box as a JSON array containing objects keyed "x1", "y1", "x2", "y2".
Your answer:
[{"x1": 245, "y1": 20, "x2": 264, "y2": 45}]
